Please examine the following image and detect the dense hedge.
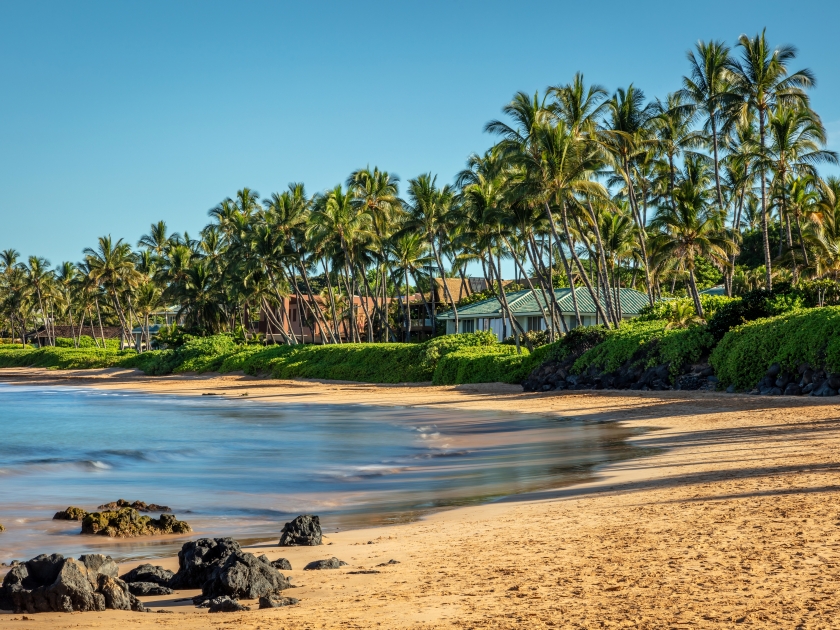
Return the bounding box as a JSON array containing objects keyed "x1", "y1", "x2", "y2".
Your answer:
[
  {"x1": 572, "y1": 320, "x2": 715, "y2": 381},
  {"x1": 0, "y1": 346, "x2": 135, "y2": 369},
  {"x1": 710, "y1": 306, "x2": 840, "y2": 390}
]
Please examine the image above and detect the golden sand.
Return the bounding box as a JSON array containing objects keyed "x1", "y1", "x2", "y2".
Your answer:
[{"x1": 1, "y1": 368, "x2": 839, "y2": 628}]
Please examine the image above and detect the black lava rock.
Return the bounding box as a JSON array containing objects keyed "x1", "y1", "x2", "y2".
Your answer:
[
  {"x1": 278, "y1": 515, "x2": 322, "y2": 547},
  {"x1": 169, "y1": 538, "x2": 242, "y2": 590},
  {"x1": 303, "y1": 557, "x2": 347, "y2": 570},
  {"x1": 127, "y1": 581, "x2": 173, "y2": 596},
  {"x1": 270, "y1": 558, "x2": 292, "y2": 571},
  {"x1": 120, "y1": 563, "x2": 174, "y2": 587},
  {"x1": 203, "y1": 596, "x2": 250, "y2": 613},
  {"x1": 201, "y1": 551, "x2": 290, "y2": 600},
  {"x1": 258, "y1": 595, "x2": 299, "y2": 608}
]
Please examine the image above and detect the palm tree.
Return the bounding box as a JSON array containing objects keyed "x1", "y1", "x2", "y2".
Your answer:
[
  {"x1": 650, "y1": 177, "x2": 734, "y2": 317},
  {"x1": 83, "y1": 236, "x2": 139, "y2": 347},
  {"x1": 25, "y1": 256, "x2": 55, "y2": 346},
  {"x1": 55, "y1": 261, "x2": 80, "y2": 347},
  {"x1": 678, "y1": 40, "x2": 739, "y2": 210},
  {"x1": 727, "y1": 30, "x2": 815, "y2": 289},
  {"x1": 138, "y1": 221, "x2": 180, "y2": 256}
]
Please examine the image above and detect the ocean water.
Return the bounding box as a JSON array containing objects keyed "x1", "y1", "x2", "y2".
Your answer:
[{"x1": 0, "y1": 384, "x2": 642, "y2": 562}]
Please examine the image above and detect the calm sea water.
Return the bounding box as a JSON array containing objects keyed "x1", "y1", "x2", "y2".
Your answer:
[{"x1": 0, "y1": 384, "x2": 642, "y2": 562}]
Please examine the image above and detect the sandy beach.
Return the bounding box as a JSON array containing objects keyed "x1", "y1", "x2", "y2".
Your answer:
[{"x1": 1, "y1": 368, "x2": 840, "y2": 628}]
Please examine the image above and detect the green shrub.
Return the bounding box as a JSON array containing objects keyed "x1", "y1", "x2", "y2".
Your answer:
[
  {"x1": 710, "y1": 306, "x2": 840, "y2": 390},
  {"x1": 432, "y1": 345, "x2": 527, "y2": 385},
  {"x1": 54, "y1": 336, "x2": 121, "y2": 349},
  {"x1": 0, "y1": 347, "x2": 135, "y2": 369}
]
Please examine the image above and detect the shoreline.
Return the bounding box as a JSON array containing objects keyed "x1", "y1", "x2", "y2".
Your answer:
[{"x1": 2, "y1": 368, "x2": 840, "y2": 627}]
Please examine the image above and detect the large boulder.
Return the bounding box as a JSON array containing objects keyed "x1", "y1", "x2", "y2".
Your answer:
[
  {"x1": 82, "y1": 508, "x2": 191, "y2": 538},
  {"x1": 2, "y1": 555, "x2": 105, "y2": 613},
  {"x1": 278, "y1": 515, "x2": 322, "y2": 546},
  {"x1": 271, "y1": 558, "x2": 292, "y2": 571},
  {"x1": 201, "y1": 551, "x2": 290, "y2": 600},
  {"x1": 169, "y1": 538, "x2": 242, "y2": 589},
  {"x1": 120, "y1": 563, "x2": 174, "y2": 586}
]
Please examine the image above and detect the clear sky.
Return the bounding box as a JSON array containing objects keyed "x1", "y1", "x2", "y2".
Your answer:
[{"x1": 2, "y1": 0, "x2": 839, "y2": 265}]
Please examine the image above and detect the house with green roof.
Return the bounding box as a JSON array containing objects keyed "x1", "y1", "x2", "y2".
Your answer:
[{"x1": 438, "y1": 287, "x2": 649, "y2": 339}]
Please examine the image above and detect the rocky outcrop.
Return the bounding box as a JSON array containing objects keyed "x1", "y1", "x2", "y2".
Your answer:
[
  {"x1": 0, "y1": 553, "x2": 145, "y2": 614},
  {"x1": 81, "y1": 508, "x2": 191, "y2": 538},
  {"x1": 303, "y1": 557, "x2": 347, "y2": 570},
  {"x1": 0, "y1": 523, "x2": 4, "y2": 532},
  {"x1": 259, "y1": 595, "x2": 299, "y2": 608},
  {"x1": 120, "y1": 564, "x2": 174, "y2": 586},
  {"x1": 748, "y1": 363, "x2": 840, "y2": 397},
  {"x1": 97, "y1": 500, "x2": 171, "y2": 513},
  {"x1": 127, "y1": 582, "x2": 173, "y2": 596},
  {"x1": 53, "y1": 507, "x2": 88, "y2": 521},
  {"x1": 278, "y1": 515, "x2": 322, "y2": 546},
  {"x1": 170, "y1": 538, "x2": 242, "y2": 590},
  {"x1": 200, "y1": 551, "x2": 291, "y2": 600}
]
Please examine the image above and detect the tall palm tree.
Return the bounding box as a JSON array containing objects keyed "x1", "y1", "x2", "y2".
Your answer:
[
  {"x1": 727, "y1": 30, "x2": 815, "y2": 289},
  {"x1": 83, "y1": 236, "x2": 139, "y2": 346}
]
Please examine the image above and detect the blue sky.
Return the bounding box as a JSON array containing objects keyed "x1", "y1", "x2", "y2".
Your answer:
[{"x1": 1, "y1": 0, "x2": 839, "y2": 265}]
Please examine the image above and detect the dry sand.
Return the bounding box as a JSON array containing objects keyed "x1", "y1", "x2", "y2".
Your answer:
[{"x1": 1, "y1": 367, "x2": 840, "y2": 628}]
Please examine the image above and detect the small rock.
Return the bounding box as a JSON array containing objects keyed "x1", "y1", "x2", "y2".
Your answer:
[
  {"x1": 258, "y1": 595, "x2": 299, "y2": 608},
  {"x1": 270, "y1": 558, "x2": 292, "y2": 571},
  {"x1": 726, "y1": 385, "x2": 736, "y2": 394},
  {"x1": 127, "y1": 582, "x2": 173, "y2": 596},
  {"x1": 303, "y1": 557, "x2": 347, "y2": 570},
  {"x1": 279, "y1": 515, "x2": 322, "y2": 547},
  {"x1": 783, "y1": 383, "x2": 803, "y2": 396},
  {"x1": 376, "y1": 559, "x2": 400, "y2": 567},
  {"x1": 348, "y1": 570, "x2": 380, "y2": 574},
  {"x1": 203, "y1": 596, "x2": 250, "y2": 613}
]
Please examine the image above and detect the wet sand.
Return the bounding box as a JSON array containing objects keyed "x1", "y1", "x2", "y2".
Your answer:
[{"x1": 1, "y1": 367, "x2": 840, "y2": 628}]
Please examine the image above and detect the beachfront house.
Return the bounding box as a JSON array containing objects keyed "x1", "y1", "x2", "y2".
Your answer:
[{"x1": 438, "y1": 287, "x2": 649, "y2": 340}]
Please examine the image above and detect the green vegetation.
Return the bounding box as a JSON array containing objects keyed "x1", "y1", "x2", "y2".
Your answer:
[
  {"x1": 711, "y1": 307, "x2": 840, "y2": 390},
  {"x1": 0, "y1": 346, "x2": 135, "y2": 370}
]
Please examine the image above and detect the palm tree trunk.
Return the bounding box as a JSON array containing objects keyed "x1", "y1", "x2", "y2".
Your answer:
[
  {"x1": 759, "y1": 110, "x2": 772, "y2": 290},
  {"x1": 711, "y1": 116, "x2": 725, "y2": 211},
  {"x1": 297, "y1": 261, "x2": 335, "y2": 344},
  {"x1": 501, "y1": 234, "x2": 550, "y2": 332},
  {"x1": 404, "y1": 268, "x2": 412, "y2": 342},
  {"x1": 526, "y1": 234, "x2": 566, "y2": 334},
  {"x1": 584, "y1": 199, "x2": 619, "y2": 326},
  {"x1": 543, "y1": 202, "x2": 582, "y2": 328},
  {"x1": 560, "y1": 202, "x2": 611, "y2": 327},
  {"x1": 95, "y1": 298, "x2": 106, "y2": 348},
  {"x1": 321, "y1": 259, "x2": 342, "y2": 343},
  {"x1": 688, "y1": 267, "x2": 704, "y2": 318},
  {"x1": 622, "y1": 158, "x2": 654, "y2": 306},
  {"x1": 487, "y1": 249, "x2": 524, "y2": 352},
  {"x1": 431, "y1": 236, "x2": 458, "y2": 333}
]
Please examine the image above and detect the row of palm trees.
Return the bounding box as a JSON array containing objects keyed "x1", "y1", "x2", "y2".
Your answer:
[{"x1": 2, "y1": 30, "x2": 840, "y2": 349}]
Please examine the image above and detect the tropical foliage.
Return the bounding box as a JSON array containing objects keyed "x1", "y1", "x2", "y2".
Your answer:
[{"x1": 1, "y1": 31, "x2": 838, "y2": 360}]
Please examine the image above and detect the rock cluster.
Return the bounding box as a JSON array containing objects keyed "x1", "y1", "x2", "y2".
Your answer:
[
  {"x1": 53, "y1": 507, "x2": 88, "y2": 521},
  {"x1": 168, "y1": 538, "x2": 291, "y2": 608},
  {"x1": 81, "y1": 508, "x2": 191, "y2": 537},
  {"x1": 748, "y1": 363, "x2": 840, "y2": 397},
  {"x1": 97, "y1": 500, "x2": 171, "y2": 513},
  {"x1": 120, "y1": 563, "x2": 174, "y2": 586},
  {"x1": 0, "y1": 553, "x2": 146, "y2": 614},
  {"x1": 278, "y1": 514, "x2": 322, "y2": 546}
]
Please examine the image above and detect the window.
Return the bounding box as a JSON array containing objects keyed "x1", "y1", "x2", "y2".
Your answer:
[
  {"x1": 461, "y1": 319, "x2": 475, "y2": 333},
  {"x1": 527, "y1": 316, "x2": 543, "y2": 332}
]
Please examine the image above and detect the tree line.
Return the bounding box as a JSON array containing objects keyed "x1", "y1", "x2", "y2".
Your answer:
[{"x1": 2, "y1": 30, "x2": 839, "y2": 349}]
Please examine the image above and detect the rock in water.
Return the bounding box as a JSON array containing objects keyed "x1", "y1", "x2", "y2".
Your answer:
[
  {"x1": 169, "y1": 538, "x2": 242, "y2": 590},
  {"x1": 53, "y1": 507, "x2": 88, "y2": 521},
  {"x1": 97, "y1": 500, "x2": 171, "y2": 513},
  {"x1": 278, "y1": 515, "x2": 322, "y2": 546},
  {"x1": 270, "y1": 558, "x2": 292, "y2": 571},
  {"x1": 0, "y1": 523, "x2": 4, "y2": 532},
  {"x1": 127, "y1": 582, "x2": 173, "y2": 596},
  {"x1": 81, "y1": 508, "x2": 191, "y2": 537},
  {"x1": 120, "y1": 563, "x2": 174, "y2": 586},
  {"x1": 201, "y1": 551, "x2": 291, "y2": 600},
  {"x1": 303, "y1": 557, "x2": 347, "y2": 570},
  {"x1": 258, "y1": 595, "x2": 299, "y2": 608}
]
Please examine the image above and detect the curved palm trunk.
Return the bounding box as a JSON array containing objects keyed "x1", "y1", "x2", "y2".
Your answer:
[
  {"x1": 584, "y1": 199, "x2": 619, "y2": 326},
  {"x1": 622, "y1": 158, "x2": 654, "y2": 306},
  {"x1": 501, "y1": 234, "x2": 550, "y2": 332},
  {"x1": 430, "y1": 235, "x2": 457, "y2": 333},
  {"x1": 296, "y1": 260, "x2": 335, "y2": 344},
  {"x1": 543, "y1": 202, "x2": 582, "y2": 328},
  {"x1": 688, "y1": 267, "x2": 704, "y2": 318},
  {"x1": 321, "y1": 259, "x2": 342, "y2": 343},
  {"x1": 526, "y1": 234, "x2": 566, "y2": 334},
  {"x1": 559, "y1": 202, "x2": 611, "y2": 327},
  {"x1": 486, "y1": 249, "x2": 524, "y2": 353}
]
